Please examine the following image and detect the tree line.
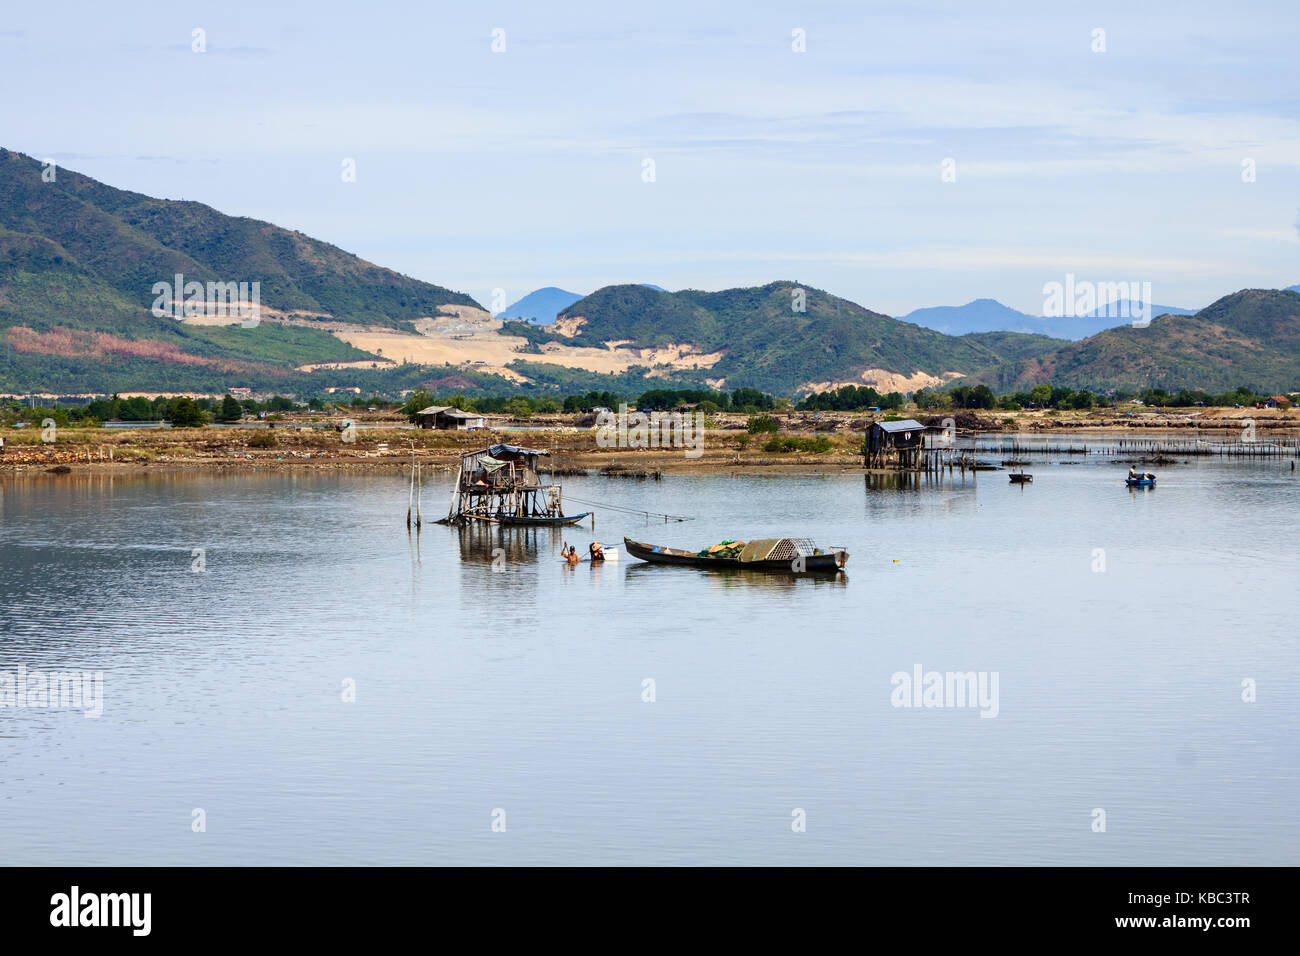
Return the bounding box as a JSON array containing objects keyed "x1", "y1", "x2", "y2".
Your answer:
[
  {"x1": 399, "y1": 386, "x2": 781, "y2": 421},
  {"x1": 912, "y1": 383, "x2": 1292, "y2": 411},
  {"x1": 796, "y1": 385, "x2": 906, "y2": 411}
]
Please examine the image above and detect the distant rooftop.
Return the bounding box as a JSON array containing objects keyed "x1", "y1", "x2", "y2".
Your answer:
[{"x1": 873, "y1": 419, "x2": 925, "y2": 433}]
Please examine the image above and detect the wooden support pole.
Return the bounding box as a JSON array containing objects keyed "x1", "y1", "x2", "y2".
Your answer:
[{"x1": 407, "y1": 447, "x2": 415, "y2": 529}]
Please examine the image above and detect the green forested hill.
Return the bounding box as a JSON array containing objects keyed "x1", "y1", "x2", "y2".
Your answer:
[
  {"x1": 504, "y1": 281, "x2": 1067, "y2": 393},
  {"x1": 0, "y1": 147, "x2": 483, "y2": 392},
  {"x1": 958, "y1": 290, "x2": 1300, "y2": 393},
  {"x1": 0, "y1": 148, "x2": 480, "y2": 327}
]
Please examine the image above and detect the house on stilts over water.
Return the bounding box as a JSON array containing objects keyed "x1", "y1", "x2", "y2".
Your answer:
[
  {"x1": 444, "y1": 444, "x2": 590, "y2": 526},
  {"x1": 864, "y1": 419, "x2": 928, "y2": 469}
]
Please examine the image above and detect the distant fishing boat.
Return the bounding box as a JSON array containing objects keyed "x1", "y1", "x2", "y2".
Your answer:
[
  {"x1": 442, "y1": 443, "x2": 589, "y2": 526},
  {"x1": 624, "y1": 536, "x2": 848, "y2": 572},
  {"x1": 1125, "y1": 470, "x2": 1156, "y2": 487},
  {"x1": 1009, "y1": 472, "x2": 1032, "y2": 483}
]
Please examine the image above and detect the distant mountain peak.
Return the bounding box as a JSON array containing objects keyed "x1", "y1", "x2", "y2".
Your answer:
[{"x1": 500, "y1": 287, "x2": 583, "y2": 324}]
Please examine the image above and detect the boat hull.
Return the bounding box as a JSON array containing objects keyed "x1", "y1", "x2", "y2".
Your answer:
[
  {"x1": 461, "y1": 512, "x2": 590, "y2": 526},
  {"x1": 624, "y1": 537, "x2": 847, "y2": 572}
]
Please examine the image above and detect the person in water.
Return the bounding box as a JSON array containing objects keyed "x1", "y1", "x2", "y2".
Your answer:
[
  {"x1": 562, "y1": 543, "x2": 581, "y2": 564},
  {"x1": 589, "y1": 541, "x2": 605, "y2": 562}
]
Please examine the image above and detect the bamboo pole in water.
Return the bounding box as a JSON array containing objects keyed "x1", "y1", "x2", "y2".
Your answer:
[
  {"x1": 416, "y1": 462, "x2": 422, "y2": 529},
  {"x1": 407, "y1": 442, "x2": 415, "y2": 529}
]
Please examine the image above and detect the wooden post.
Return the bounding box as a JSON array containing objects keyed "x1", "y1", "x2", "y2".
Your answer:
[{"x1": 407, "y1": 443, "x2": 415, "y2": 529}]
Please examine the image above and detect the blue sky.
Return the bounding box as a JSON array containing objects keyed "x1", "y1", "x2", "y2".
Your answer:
[{"x1": 3, "y1": 0, "x2": 1298, "y2": 315}]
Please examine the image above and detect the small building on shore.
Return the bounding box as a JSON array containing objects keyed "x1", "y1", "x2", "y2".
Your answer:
[
  {"x1": 415, "y1": 405, "x2": 487, "y2": 430},
  {"x1": 865, "y1": 419, "x2": 927, "y2": 468}
]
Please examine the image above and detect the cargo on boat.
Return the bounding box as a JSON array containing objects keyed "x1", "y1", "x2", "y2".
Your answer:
[
  {"x1": 443, "y1": 444, "x2": 589, "y2": 526},
  {"x1": 624, "y1": 536, "x2": 848, "y2": 572}
]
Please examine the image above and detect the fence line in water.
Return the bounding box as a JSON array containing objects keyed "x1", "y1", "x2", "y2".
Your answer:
[{"x1": 940, "y1": 435, "x2": 1300, "y2": 458}]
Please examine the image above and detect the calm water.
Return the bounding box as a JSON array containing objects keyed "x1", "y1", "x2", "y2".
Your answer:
[{"x1": 1, "y1": 448, "x2": 1297, "y2": 865}]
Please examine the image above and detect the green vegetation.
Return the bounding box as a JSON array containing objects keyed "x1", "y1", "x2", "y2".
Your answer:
[
  {"x1": 762, "y1": 435, "x2": 833, "y2": 453},
  {"x1": 503, "y1": 397, "x2": 534, "y2": 418},
  {"x1": 169, "y1": 397, "x2": 205, "y2": 427},
  {"x1": 959, "y1": 290, "x2": 1300, "y2": 395},
  {"x1": 1135, "y1": 386, "x2": 1288, "y2": 407},
  {"x1": 916, "y1": 384, "x2": 1100, "y2": 411},
  {"x1": 187, "y1": 325, "x2": 374, "y2": 366},
  {"x1": 798, "y1": 385, "x2": 905, "y2": 411},
  {"x1": 0, "y1": 148, "x2": 479, "y2": 329},
  {"x1": 636, "y1": 387, "x2": 775, "y2": 412},
  {"x1": 563, "y1": 391, "x2": 621, "y2": 412},
  {"x1": 0, "y1": 392, "x2": 316, "y2": 427},
  {"x1": 391, "y1": 385, "x2": 784, "y2": 423},
  {"x1": 500, "y1": 282, "x2": 1067, "y2": 394}
]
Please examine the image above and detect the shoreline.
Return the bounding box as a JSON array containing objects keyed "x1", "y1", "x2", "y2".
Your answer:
[{"x1": 3, "y1": 409, "x2": 1298, "y2": 478}]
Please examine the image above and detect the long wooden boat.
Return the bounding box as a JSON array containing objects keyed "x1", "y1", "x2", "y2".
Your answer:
[
  {"x1": 461, "y1": 511, "x2": 590, "y2": 527},
  {"x1": 624, "y1": 536, "x2": 848, "y2": 572}
]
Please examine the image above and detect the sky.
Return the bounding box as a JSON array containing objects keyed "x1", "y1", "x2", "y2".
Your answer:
[{"x1": 2, "y1": 0, "x2": 1298, "y2": 316}]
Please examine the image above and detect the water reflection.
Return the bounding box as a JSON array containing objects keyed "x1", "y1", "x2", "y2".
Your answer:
[
  {"x1": 453, "y1": 521, "x2": 564, "y2": 565},
  {"x1": 624, "y1": 561, "x2": 847, "y2": 589},
  {"x1": 863, "y1": 470, "x2": 975, "y2": 492}
]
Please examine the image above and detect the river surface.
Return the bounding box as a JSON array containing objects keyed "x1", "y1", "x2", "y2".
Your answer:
[{"x1": 1, "y1": 447, "x2": 1296, "y2": 864}]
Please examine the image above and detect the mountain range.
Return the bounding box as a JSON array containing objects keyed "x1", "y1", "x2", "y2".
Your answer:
[
  {"x1": 897, "y1": 298, "x2": 1196, "y2": 340},
  {"x1": 503, "y1": 282, "x2": 1068, "y2": 394},
  {"x1": 504, "y1": 288, "x2": 1199, "y2": 340},
  {"x1": 960, "y1": 289, "x2": 1300, "y2": 394},
  {"x1": 1, "y1": 147, "x2": 1296, "y2": 397},
  {"x1": 504, "y1": 284, "x2": 1298, "y2": 395}
]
